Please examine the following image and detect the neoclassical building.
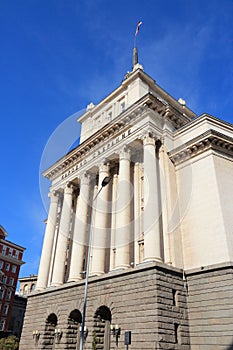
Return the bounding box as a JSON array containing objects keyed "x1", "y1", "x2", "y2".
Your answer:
[{"x1": 20, "y1": 57, "x2": 233, "y2": 350}]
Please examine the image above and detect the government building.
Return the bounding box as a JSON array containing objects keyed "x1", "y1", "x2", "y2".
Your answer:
[{"x1": 20, "y1": 55, "x2": 233, "y2": 349}]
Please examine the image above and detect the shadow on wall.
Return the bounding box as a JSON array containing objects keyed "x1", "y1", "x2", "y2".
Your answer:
[{"x1": 226, "y1": 343, "x2": 233, "y2": 350}]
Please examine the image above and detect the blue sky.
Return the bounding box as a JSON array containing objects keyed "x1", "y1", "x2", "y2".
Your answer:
[{"x1": 0, "y1": 0, "x2": 232, "y2": 279}]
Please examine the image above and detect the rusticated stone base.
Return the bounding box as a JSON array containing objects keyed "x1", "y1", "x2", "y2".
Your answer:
[
  {"x1": 186, "y1": 262, "x2": 233, "y2": 350},
  {"x1": 20, "y1": 262, "x2": 190, "y2": 350}
]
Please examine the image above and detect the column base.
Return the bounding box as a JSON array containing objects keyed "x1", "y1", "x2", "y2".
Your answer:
[
  {"x1": 50, "y1": 282, "x2": 63, "y2": 287},
  {"x1": 67, "y1": 276, "x2": 83, "y2": 282},
  {"x1": 112, "y1": 264, "x2": 130, "y2": 272},
  {"x1": 143, "y1": 257, "x2": 163, "y2": 263},
  {"x1": 89, "y1": 271, "x2": 105, "y2": 277}
]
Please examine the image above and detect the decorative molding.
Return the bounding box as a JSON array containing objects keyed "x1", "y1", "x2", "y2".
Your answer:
[
  {"x1": 169, "y1": 130, "x2": 233, "y2": 165},
  {"x1": 43, "y1": 93, "x2": 192, "y2": 181}
]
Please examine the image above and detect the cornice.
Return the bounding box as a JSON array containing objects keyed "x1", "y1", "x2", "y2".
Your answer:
[{"x1": 169, "y1": 130, "x2": 233, "y2": 165}]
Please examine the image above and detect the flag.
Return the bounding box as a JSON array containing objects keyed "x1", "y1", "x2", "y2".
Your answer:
[{"x1": 135, "y1": 21, "x2": 142, "y2": 36}]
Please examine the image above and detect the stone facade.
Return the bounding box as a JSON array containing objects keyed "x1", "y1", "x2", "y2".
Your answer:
[
  {"x1": 186, "y1": 263, "x2": 233, "y2": 350},
  {"x1": 20, "y1": 263, "x2": 190, "y2": 350},
  {"x1": 20, "y1": 62, "x2": 233, "y2": 349}
]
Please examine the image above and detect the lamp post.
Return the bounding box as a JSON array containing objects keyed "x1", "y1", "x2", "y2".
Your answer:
[{"x1": 79, "y1": 175, "x2": 112, "y2": 350}]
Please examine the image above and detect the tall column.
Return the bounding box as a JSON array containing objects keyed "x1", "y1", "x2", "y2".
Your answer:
[
  {"x1": 68, "y1": 173, "x2": 91, "y2": 281},
  {"x1": 36, "y1": 191, "x2": 59, "y2": 290},
  {"x1": 134, "y1": 162, "x2": 141, "y2": 266},
  {"x1": 109, "y1": 173, "x2": 118, "y2": 270},
  {"x1": 114, "y1": 146, "x2": 131, "y2": 269},
  {"x1": 159, "y1": 143, "x2": 171, "y2": 264},
  {"x1": 143, "y1": 134, "x2": 162, "y2": 262},
  {"x1": 90, "y1": 163, "x2": 110, "y2": 275},
  {"x1": 51, "y1": 183, "x2": 74, "y2": 286}
]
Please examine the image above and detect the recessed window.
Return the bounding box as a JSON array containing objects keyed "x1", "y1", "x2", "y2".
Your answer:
[
  {"x1": 3, "y1": 304, "x2": 9, "y2": 315},
  {"x1": 5, "y1": 263, "x2": 10, "y2": 271},
  {"x1": 11, "y1": 265, "x2": 16, "y2": 273},
  {"x1": 2, "y1": 246, "x2": 6, "y2": 255},
  {"x1": 2, "y1": 276, "x2": 7, "y2": 284},
  {"x1": 0, "y1": 290, "x2": 5, "y2": 299},
  {"x1": 9, "y1": 277, "x2": 14, "y2": 286},
  {"x1": 121, "y1": 101, "x2": 125, "y2": 112},
  {"x1": 8, "y1": 248, "x2": 13, "y2": 257},
  {"x1": 0, "y1": 320, "x2": 5, "y2": 331},
  {"x1": 174, "y1": 323, "x2": 181, "y2": 344},
  {"x1": 6, "y1": 290, "x2": 11, "y2": 300},
  {"x1": 0, "y1": 261, "x2": 3, "y2": 269},
  {"x1": 172, "y1": 289, "x2": 179, "y2": 306}
]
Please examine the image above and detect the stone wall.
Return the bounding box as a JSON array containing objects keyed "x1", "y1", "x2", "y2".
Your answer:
[
  {"x1": 20, "y1": 263, "x2": 190, "y2": 350},
  {"x1": 186, "y1": 263, "x2": 233, "y2": 350}
]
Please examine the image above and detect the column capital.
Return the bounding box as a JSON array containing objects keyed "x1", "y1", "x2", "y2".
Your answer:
[
  {"x1": 79, "y1": 172, "x2": 92, "y2": 185},
  {"x1": 118, "y1": 145, "x2": 131, "y2": 161},
  {"x1": 48, "y1": 190, "x2": 60, "y2": 202},
  {"x1": 99, "y1": 161, "x2": 110, "y2": 174},
  {"x1": 64, "y1": 182, "x2": 74, "y2": 195}
]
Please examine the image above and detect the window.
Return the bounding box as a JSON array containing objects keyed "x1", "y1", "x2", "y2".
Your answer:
[
  {"x1": 11, "y1": 265, "x2": 16, "y2": 273},
  {"x1": 0, "y1": 261, "x2": 3, "y2": 269},
  {"x1": 30, "y1": 284, "x2": 36, "y2": 292},
  {"x1": 0, "y1": 290, "x2": 5, "y2": 299},
  {"x1": 6, "y1": 290, "x2": 11, "y2": 300},
  {"x1": 23, "y1": 284, "x2": 28, "y2": 294},
  {"x1": 2, "y1": 276, "x2": 7, "y2": 284},
  {"x1": 3, "y1": 304, "x2": 9, "y2": 315},
  {"x1": 5, "y1": 263, "x2": 10, "y2": 271},
  {"x1": 0, "y1": 320, "x2": 5, "y2": 331},
  {"x1": 2, "y1": 245, "x2": 6, "y2": 255},
  {"x1": 14, "y1": 250, "x2": 19, "y2": 259},
  {"x1": 8, "y1": 248, "x2": 13, "y2": 257},
  {"x1": 172, "y1": 289, "x2": 179, "y2": 306},
  {"x1": 174, "y1": 323, "x2": 181, "y2": 344},
  {"x1": 9, "y1": 277, "x2": 14, "y2": 286},
  {"x1": 121, "y1": 101, "x2": 125, "y2": 112}
]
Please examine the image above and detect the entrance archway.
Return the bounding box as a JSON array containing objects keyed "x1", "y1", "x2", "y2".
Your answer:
[
  {"x1": 66, "y1": 309, "x2": 82, "y2": 349},
  {"x1": 42, "y1": 313, "x2": 57, "y2": 349},
  {"x1": 93, "y1": 306, "x2": 112, "y2": 350}
]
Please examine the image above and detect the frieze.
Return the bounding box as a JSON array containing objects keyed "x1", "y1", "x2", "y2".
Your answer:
[{"x1": 61, "y1": 129, "x2": 131, "y2": 180}]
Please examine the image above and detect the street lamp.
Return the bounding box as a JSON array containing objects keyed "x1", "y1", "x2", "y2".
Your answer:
[{"x1": 79, "y1": 175, "x2": 112, "y2": 350}]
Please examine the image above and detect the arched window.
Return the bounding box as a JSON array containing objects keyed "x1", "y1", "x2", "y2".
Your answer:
[
  {"x1": 30, "y1": 284, "x2": 35, "y2": 292},
  {"x1": 23, "y1": 284, "x2": 28, "y2": 294}
]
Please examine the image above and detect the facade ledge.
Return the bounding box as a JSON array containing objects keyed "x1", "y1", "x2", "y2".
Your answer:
[
  {"x1": 30, "y1": 261, "x2": 184, "y2": 298},
  {"x1": 169, "y1": 129, "x2": 233, "y2": 165}
]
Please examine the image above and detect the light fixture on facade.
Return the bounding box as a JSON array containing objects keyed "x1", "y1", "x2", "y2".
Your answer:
[
  {"x1": 110, "y1": 324, "x2": 121, "y2": 346},
  {"x1": 54, "y1": 328, "x2": 62, "y2": 342},
  {"x1": 32, "y1": 330, "x2": 40, "y2": 344}
]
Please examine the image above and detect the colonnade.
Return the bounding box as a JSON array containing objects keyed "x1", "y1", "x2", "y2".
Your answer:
[{"x1": 36, "y1": 135, "x2": 163, "y2": 290}]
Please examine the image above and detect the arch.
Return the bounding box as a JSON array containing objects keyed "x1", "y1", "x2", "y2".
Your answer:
[
  {"x1": 23, "y1": 284, "x2": 28, "y2": 294},
  {"x1": 95, "y1": 305, "x2": 112, "y2": 322},
  {"x1": 42, "y1": 313, "x2": 58, "y2": 350},
  {"x1": 68, "y1": 309, "x2": 82, "y2": 324},
  {"x1": 47, "y1": 313, "x2": 58, "y2": 326},
  {"x1": 65, "y1": 309, "x2": 82, "y2": 350},
  {"x1": 30, "y1": 283, "x2": 36, "y2": 292},
  {"x1": 93, "y1": 305, "x2": 112, "y2": 350}
]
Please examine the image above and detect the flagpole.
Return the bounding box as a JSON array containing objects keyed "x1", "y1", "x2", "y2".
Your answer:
[{"x1": 133, "y1": 21, "x2": 142, "y2": 68}]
